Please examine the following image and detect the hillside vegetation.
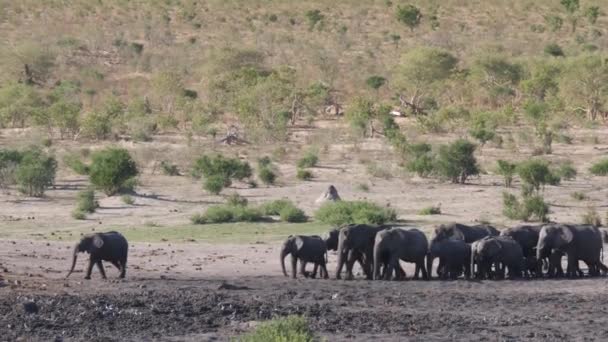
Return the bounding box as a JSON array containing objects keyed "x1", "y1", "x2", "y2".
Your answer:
[{"x1": 0, "y1": 0, "x2": 607, "y2": 144}]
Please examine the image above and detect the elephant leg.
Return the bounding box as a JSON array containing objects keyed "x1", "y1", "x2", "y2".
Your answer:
[
  {"x1": 320, "y1": 261, "x2": 329, "y2": 279},
  {"x1": 311, "y1": 263, "x2": 318, "y2": 279},
  {"x1": 291, "y1": 255, "x2": 298, "y2": 279},
  {"x1": 395, "y1": 264, "x2": 406, "y2": 280},
  {"x1": 300, "y1": 260, "x2": 308, "y2": 278},
  {"x1": 85, "y1": 258, "x2": 96, "y2": 280},
  {"x1": 119, "y1": 258, "x2": 127, "y2": 278},
  {"x1": 362, "y1": 251, "x2": 374, "y2": 280},
  {"x1": 345, "y1": 251, "x2": 357, "y2": 281},
  {"x1": 420, "y1": 259, "x2": 429, "y2": 280},
  {"x1": 96, "y1": 261, "x2": 107, "y2": 279},
  {"x1": 413, "y1": 262, "x2": 420, "y2": 280},
  {"x1": 566, "y1": 253, "x2": 577, "y2": 278}
]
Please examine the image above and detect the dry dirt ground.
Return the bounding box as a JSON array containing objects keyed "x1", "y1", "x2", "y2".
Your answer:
[{"x1": 2, "y1": 125, "x2": 608, "y2": 341}]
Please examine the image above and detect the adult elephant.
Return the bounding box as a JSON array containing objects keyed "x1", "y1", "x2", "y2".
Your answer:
[
  {"x1": 428, "y1": 223, "x2": 499, "y2": 278},
  {"x1": 280, "y1": 235, "x2": 328, "y2": 279},
  {"x1": 335, "y1": 224, "x2": 391, "y2": 280},
  {"x1": 501, "y1": 224, "x2": 543, "y2": 276},
  {"x1": 470, "y1": 236, "x2": 525, "y2": 279},
  {"x1": 373, "y1": 227, "x2": 429, "y2": 280},
  {"x1": 66, "y1": 231, "x2": 128, "y2": 280},
  {"x1": 536, "y1": 224, "x2": 608, "y2": 277},
  {"x1": 322, "y1": 228, "x2": 340, "y2": 252},
  {"x1": 427, "y1": 239, "x2": 471, "y2": 280}
]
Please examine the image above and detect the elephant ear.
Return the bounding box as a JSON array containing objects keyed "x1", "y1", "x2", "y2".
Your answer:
[
  {"x1": 295, "y1": 237, "x2": 305, "y2": 251},
  {"x1": 556, "y1": 226, "x2": 573, "y2": 246},
  {"x1": 450, "y1": 228, "x2": 465, "y2": 241},
  {"x1": 93, "y1": 235, "x2": 104, "y2": 249}
]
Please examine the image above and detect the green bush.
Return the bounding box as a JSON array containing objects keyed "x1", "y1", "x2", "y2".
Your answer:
[
  {"x1": 192, "y1": 204, "x2": 264, "y2": 224},
  {"x1": 406, "y1": 143, "x2": 434, "y2": 177},
  {"x1": 516, "y1": 160, "x2": 560, "y2": 193},
  {"x1": 571, "y1": 191, "x2": 587, "y2": 201},
  {"x1": 226, "y1": 192, "x2": 248, "y2": 206},
  {"x1": 16, "y1": 149, "x2": 57, "y2": 197},
  {"x1": 305, "y1": 9, "x2": 324, "y2": 30},
  {"x1": 280, "y1": 205, "x2": 307, "y2": 223},
  {"x1": 258, "y1": 167, "x2": 277, "y2": 185},
  {"x1": 590, "y1": 159, "x2": 608, "y2": 176},
  {"x1": 418, "y1": 206, "x2": 441, "y2": 215},
  {"x1": 89, "y1": 148, "x2": 138, "y2": 196},
  {"x1": 260, "y1": 199, "x2": 295, "y2": 216},
  {"x1": 502, "y1": 192, "x2": 549, "y2": 222},
  {"x1": 544, "y1": 43, "x2": 565, "y2": 57},
  {"x1": 64, "y1": 154, "x2": 90, "y2": 175},
  {"x1": 435, "y1": 139, "x2": 479, "y2": 184},
  {"x1": 396, "y1": 4, "x2": 422, "y2": 31},
  {"x1": 204, "y1": 175, "x2": 227, "y2": 195},
  {"x1": 0, "y1": 149, "x2": 23, "y2": 188},
  {"x1": 257, "y1": 156, "x2": 272, "y2": 168},
  {"x1": 496, "y1": 160, "x2": 517, "y2": 187},
  {"x1": 160, "y1": 160, "x2": 180, "y2": 176},
  {"x1": 193, "y1": 154, "x2": 252, "y2": 194},
  {"x1": 315, "y1": 200, "x2": 397, "y2": 226},
  {"x1": 200, "y1": 205, "x2": 234, "y2": 223},
  {"x1": 296, "y1": 168, "x2": 313, "y2": 181},
  {"x1": 76, "y1": 189, "x2": 98, "y2": 213},
  {"x1": 297, "y1": 150, "x2": 319, "y2": 168},
  {"x1": 239, "y1": 316, "x2": 315, "y2": 342},
  {"x1": 366, "y1": 75, "x2": 386, "y2": 90},
  {"x1": 582, "y1": 207, "x2": 601, "y2": 226},
  {"x1": 72, "y1": 210, "x2": 86, "y2": 220},
  {"x1": 121, "y1": 194, "x2": 135, "y2": 205},
  {"x1": 556, "y1": 162, "x2": 577, "y2": 181}
]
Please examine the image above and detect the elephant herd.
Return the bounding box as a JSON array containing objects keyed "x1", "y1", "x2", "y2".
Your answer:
[{"x1": 281, "y1": 223, "x2": 608, "y2": 281}]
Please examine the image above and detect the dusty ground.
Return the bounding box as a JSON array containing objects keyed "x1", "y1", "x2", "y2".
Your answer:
[{"x1": 2, "y1": 126, "x2": 608, "y2": 341}]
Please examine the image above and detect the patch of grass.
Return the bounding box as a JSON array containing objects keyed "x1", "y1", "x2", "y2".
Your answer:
[
  {"x1": 366, "y1": 163, "x2": 393, "y2": 179},
  {"x1": 159, "y1": 160, "x2": 180, "y2": 176},
  {"x1": 556, "y1": 162, "x2": 577, "y2": 181},
  {"x1": 260, "y1": 199, "x2": 295, "y2": 216},
  {"x1": 315, "y1": 200, "x2": 396, "y2": 226},
  {"x1": 192, "y1": 204, "x2": 264, "y2": 224},
  {"x1": 418, "y1": 206, "x2": 441, "y2": 215},
  {"x1": 296, "y1": 168, "x2": 313, "y2": 181},
  {"x1": 355, "y1": 183, "x2": 370, "y2": 192},
  {"x1": 63, "y1": 154, "x2": 90, "y2": 175},
  {"x1": 582, "y1": 207, "x2": 601, "y2": 226},
  {"x1": 71, "y1": 210, "x2": 86, "y2": 220},
  {"x1": 75, "y1": 189, "x2": 98, "y2": 213},
  {"x1": 571, "y1": 191, "x2": 588, "y2": 201},
  {"x1": 590, "y1": 159, "x2": 608, "y2": 176},
  {"x1": 297, "y1": 150, "x2": 319, "y2": 168},
  {"x1": 258, "y1": 167, "x2": 277, "y2": 185},
  {"x1": 239, "y1": 316, "x2": 315, "y2": 342},
  {"x1": 226, "y1": 192, "x2": 248, "y2": 206},
  {"x1": 280, "y1": 205, "x2": 307, "y2": 223},
  {"x1": 121, "y1": 194, "x2": 135, "y2": 205}
]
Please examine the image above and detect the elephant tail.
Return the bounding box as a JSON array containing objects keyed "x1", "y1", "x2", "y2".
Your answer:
[
  {"x1": 280, "y1": 245, "x2": 289, "y2": 277},
  {"x1": 66, "y1": 244, "x2": 79, "y2": 278}
]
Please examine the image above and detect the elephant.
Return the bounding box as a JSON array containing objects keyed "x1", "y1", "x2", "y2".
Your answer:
[
  {"x1": 280, "y1": 235, "x2": 328, "y2": 279},
  {"x1": 66, "y1": 231, "x2": 128, "y2": 280},
  {"x1": 536, "y1": 224, "x2": 608, "y2": 278},
  {"x1": 429, "y1": 223, "x2": 499, "y2": 276},
  {"x1": 322, "y1": 228, "x2": 340, "y2": 252},
  {"x1": 373, "y1": 227, "x2": 429, "y2": 281},
  {"x1": 470, "y1": 236, "x2": 525, "y2": 279},
  {"x1": 427, "y1": 239, "x2": 471, "y2": 280},
  {"x1": 335, "y1": 224, "x2": 390, "y2": 280},
  {"x1": 501, "y1": 225, "x2": 544, "y2": 277}
]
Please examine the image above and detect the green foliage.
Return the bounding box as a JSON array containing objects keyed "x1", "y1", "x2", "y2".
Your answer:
[
  {"x1": 258, "y1": 167, "x2": 277, "y2": 185},
  {"x1": 226, "y1": 192, "x2": 248, "y2": 207},
  {"x1": 344, "y1": 97, "x2": 388, "y2": 137},
  {"x1": 560, "y1": 54, "x2": 608, "y2": 121},
  {"x1": 192, "y1": 204, "x2": 264, "y2": 224},
  {"x1": 121, "y1": 194, "x2": 135, "y2": 205},
  {"x1": 406, "y1": 143, "x2": 434, "y2": 177},
  {"x1": 72, "y1": 210, "x2": 86, "y2": 220},
  {"x1": 0, "y1": 149, "x2": 22, "y2": 188},
  {"x1": 396, "y1": 4, "x2": 422, "y2": 31},
  {"x1": 159, "y1": 160, "x2": 180, "y2": 176},
  {"x1": 544, "y1": 43, "x2": 564, "y2": 57},
  {"x1": 516, "y1": 160, "x2": 560, "y2": 193},
  {"x1": 469, "y1": 124, "x2": 496, "y2": 148},
  {"x1": 556, "y1": 162, "x2": 577, "y2": 180},
  {"x1": 585, "y1": 6, "x2": 600, "y2": 24},
  {"x1": 81, "y1": 111, "x2": 112, "y2": 140},
  {"x1": 63, "y1": 154, "x2": 89, "y2": 175},
  {"x1": 48, "y1": 98, "x2": 82, "y2": 140},
  {"x1": 257, "y1": 156, "x2": 272, "y2": 168},
  {"x1": 545, "y1": 15, "x2": 564, "y2": 32},
  {"x1": 305, "y1": 9, "x2": 324, "y2": 30},
  {"x1": 16, "y1": 148, "x2": 57, "y2": 197},
  {"x1": 260, "y1": 199, "x2": 296, "y2": 216},
  {"x1": 365, "y1": 76, "x2": 386, "y2": 90},
  {"x1": 204, "y1": 175, "x2": 227, "y2": 195},
  {"x1": 296, "y1": 168, "x2": 313, "y2": 181},
  {"x1": 496, "y1": 160, "x2": 517, "y2": 187},
  {"x1": 502, "y1": 192, "x2": 549, "y2": 222},
  {"x1": 296, "y1": 150, "x2": 319, "y2": 168},
  {"x1": 314, "y1": 200, "x2": 396, "y2": 226},
  {"x1": 435, "y1": 139, "x2": 479, "y2": 184},
  {"x1": 238, "y1": 316, "x2": 315, "y2": 342},
  {"x1": 589, "y1": 159, "x2": 608, "y2": 176},
  {"x1": 582, "y1": 207, "x2": 601, "y2": 226},
  {"x1": 280, "y1": 205, "x2": 307, "y2": 223},
  {"x1": 0, "y1": 82, "x2": 44, "y2": 128},
  {"x1": 560, "y1": 0, "x2": 579, "y2": 14},
  {"x1": 75, "y1": 189, "x2": 98, "y2": 214},
  {"x1": 571, "y1": 191, "x2": 587, "y2": 201},
  {"x1": 192, "y1": 154, "x2": 252, "y2": 194},
  {"x1": 89, "y1": 148, "x2": 138, "y2": 196},
  {"x1": 418, "y1": 206, "x2": 441, "y2": 215}
]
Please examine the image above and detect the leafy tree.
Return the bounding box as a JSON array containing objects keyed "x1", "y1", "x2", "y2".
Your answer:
[
  {"x1": 16, "y1": 148, "x2": 57, "y2": 197},
  {"x1": 0, "y1": 83, "x2": 44, "y2": 128},
  {"x1": 406, "y1": 143, "x2": 434, "y2": 177},
  {"x1": 516, "y1": 160, "x2": 560, "y2": 194},
  {"x1": 81, "y1": 111, "x2": 112, "y2": 140},
  {"x1": 471, "y1": 53, "x2": 523, "y2": 107},
  {"x1": 48, "y1": 100, "x2": 81, "y2": 139},
  {"x1": 496, "y1": 160, "x2": 517, "y2": 187},
  {"x1": 394, "y1": 47, "x2": 458, "y2": 115},
  {"x1": 521, "y1": 62, "x2": 561, "y2": 100},
  {"x1": 560, "y1": 54, "x2": 608, "y2": 121},
  {"x1": 192, "y1": 154, "x2": 252, "y2": 194},
  {"x1": 435, "y1": 139, "x2": 479, "y2": 184},
  {"x1": 561, "y1": 0, "x2": 579, "y2": 14},
  {"x1": 89, "y1": 148, "x2": 138, "y2": 195},
  {"x1": 523, "y1": 100, "x2": 552, "y2": 154},
  {"x1": 4, "y1": 42, "x2": 55, "y2": 85},
  {"x1": 396, "y1": 4, "x2": 422, "y2": 31},
  {"x1": 345, "y1": 97, "x2": 389, "y2": 137},
  {"x1": 585, "y1": 6, "x2": 600, "y2": 24}
]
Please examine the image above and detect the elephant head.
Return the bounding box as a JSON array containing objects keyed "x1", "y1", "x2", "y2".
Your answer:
[
  {"x1": 280, "y1": 236, "x2": 301, "y2": 277},
  {"x1": 434, "y1": 224, "x2": 465, "y2": 242},
  {"x1": 322, "y1": 229, "x2": 340, "y2": 251},
  {"x1": 470, "y1": 237, "x2": 498, "y2": 279},
  {"x1": 66, "y1": 234, "x2": 104, "y2": 278},
  {"x1": 536, "y1": 224, "x2": 573, "y2": 262}
]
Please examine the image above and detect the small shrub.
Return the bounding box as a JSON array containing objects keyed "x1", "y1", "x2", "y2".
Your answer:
[
  {"x1": 200, "y1": 205, "x2": 234, "y2": 223},
  {"x1": 194, "y1": 204, "x2": 264, "y2": 224},
  {"x1": 544, "y1": 43, "x2": 565, "y2": 57},
  {"x1": 418, "y1": 206, "x2": 441, "y2": 215},
  {"x1": 76, "y1": 189, "x2": 98, "y2": 213},
  {"x1": 396, "y1": 4, "x2": 422, "y2": 31},
  {"x1": 192, "y1": 154, "x2": 252, "y2": 192},
  {"x1": 280, "y1": 205, "x2": 307, "y2": 223},
  {"x1": 239, "y1": 316, "x2": 315, "y2": 342},
  {"x1": 590, "y1": 159, "x2": 608, "y2": 176},
  {"x1": 315, "y1": 201, "x2": 396, "y2": 226},
  {"x1": 257, "y1": 156, "x2": 272, "y2": 168},
  {"x1": 159, "y1": 160, "x2": 180, "y2": 176},
  {"x1": 72, "y1": 210, "x2": 86, "y2": 220},
  {"x1": 435, "y1": 139, "x2": 479, "y2": 184},
  {"x1": 121, "y1": 195, "x2": 135, "y2": 205},
  {"x1": 305, "y1": 9, "x2": 324, "y2": 30},
  {"x1": 366, "y1": 163, "x2": 393, "y2": 179},
  {"x1": 496, "y1": 160, "x2": 517, "y2": 187},
  {"x1": 356, "y1": 183, "x2": 370, "y2": 192},
  {"x1": 226, "y1": 193, "x2": 248, "y2": 207},
  {"x1": 258, "y1": 167, "x2": 277, "y2": 185},
  {"x1": 0, "y1": 149, "x2": 22, "y2": 188},
  {"x1": 231, "y1": 205, "x2": 264, "y2": 222},
  {"x1": 297, "y1": 150, "x2": 319, "y2": 168},
  {"x1": 366, "y1": 76, "x2": 386, "y2": 90},
  {"x1": 502, "y1": 192, "x2": 549, "y2": 222},
  {"x1": 406, "y1": 143, "x2": 434, "y2": 177},
  {"x1": 516, "y1": 160, "x2": 560, "y2": 193},
  {"x1": 190, "y1": 213, "x2": 206, "y2": 224},
  {"x1": 296, "y1": 168, "x2": 313, "y2": 181},
  {"x1": 89, "y1": 148, "x2": 138, "y2": 196},
  {"x1": 469, "y1": 126, "x2": 495, "y2": 149},
  {"x1": 16, "y1": 149, "x2": 57, "y2": 197},
  {"x1": 64, "y1": 154, "x2": 90, "y2": 175},
  {"x1": 556, "y1": 163, "x2": 577, "y2": 181},
  {"x1": 204, "y1": 175, "x2": 227, "y2": 195},
  {"x1": 555, "y1": 133, "x2": 573, "y2": 144},
  {"x1": 582, "y1": 207, "x2": 601, "y2": 226},
  {"x1": 571, "y1": 191, "x2": 587, "y2": 201},
  {"x1": 261, "y1": 199, "x2": 295, "y2": 216}
]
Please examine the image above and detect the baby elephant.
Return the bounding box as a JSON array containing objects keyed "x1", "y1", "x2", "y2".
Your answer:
[
  {"x1": 280, "y1": 235, "x2": 328, "y2": 279},
  {"x1": 66, "y1": 231, "x2": 128, "y2": 280},
  {"x1": 427, "y1": 239, "x2": 471, "y2": 280}
]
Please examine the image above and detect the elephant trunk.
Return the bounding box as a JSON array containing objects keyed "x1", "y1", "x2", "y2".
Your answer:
[
  {"x1": 66, "y1": 244, "x2": 79, "y2": 278},
  {"x1": 373, "y1": 242, "x2": 381, "y2": 280},
  {"x1": 335, "y1": 237, "x2": 346, "y2": 279},
  {"x1": 280, "y1": 245, "x2": 289, "y2": 277}
]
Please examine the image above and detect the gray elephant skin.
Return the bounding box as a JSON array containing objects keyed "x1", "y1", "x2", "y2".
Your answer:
[
  {"x1": 427, "y1": 239, "x2": 471, "y2": 280},
  {"x1": 335, "y1": 224, "x2": 388, "y2": 280},
  {"x1": 536, "y1": 224, "x2": 608, "y2": 277},
  {"x1": 373, "y1": 227, "x2": 429, "y2": 280},
  {"x1": 501, "y1": 224, "x2": 544, "y2": 276},
  {"x1": 67, "y1": 231, "x2": 128, "y2": 280},
  {"x1": 471, "y1": 236, "x2": 525, "y2": 279},
  {"x1": 280, "y1": 235, "x2": 328, "y2": 279}
]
